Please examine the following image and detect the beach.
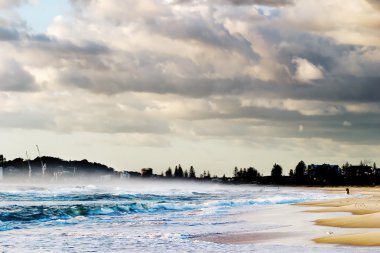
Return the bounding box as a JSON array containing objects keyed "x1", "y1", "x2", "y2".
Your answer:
[{"x1": 198, "y1": 187, "x2": 380, "y2": 250}]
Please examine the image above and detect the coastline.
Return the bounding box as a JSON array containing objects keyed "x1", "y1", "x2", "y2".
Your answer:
[{"x1": 196, "y1": 187, "x2": 380, "y2": 248}]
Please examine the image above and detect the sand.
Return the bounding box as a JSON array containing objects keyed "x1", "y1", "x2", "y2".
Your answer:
[
  {"x1": 200, "y1": 232, "x2": 298, "y2": 244},
  {"x1": 300, "y1": 187, "x2": 380, "y2": 247},
  {"x1": 197, "y1": 187, "x2": 380, "y2": 248},
  {"x1": 314, "y1": 232, "x2": 380, "y2": 246}
]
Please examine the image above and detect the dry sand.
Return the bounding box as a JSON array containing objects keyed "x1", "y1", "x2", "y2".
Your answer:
[{"x1": 300, "y1": 187, "x2": 380, "y2": 246}]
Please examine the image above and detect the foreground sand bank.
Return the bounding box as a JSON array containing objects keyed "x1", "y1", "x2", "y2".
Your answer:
[
  {"x1": 314, "y1": 232, "x2": 380, "y2": 246},
  {"x1": 299, "y1": 187, "x2": 380, "y2": 246}
]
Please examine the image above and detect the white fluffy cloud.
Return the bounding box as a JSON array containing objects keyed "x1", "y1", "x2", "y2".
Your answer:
[{"x1": 292, "y1": 57, "x2": 324, "y2": 83}]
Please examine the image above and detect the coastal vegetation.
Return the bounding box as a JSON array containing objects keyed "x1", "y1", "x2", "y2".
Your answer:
[{"x1": 0, "y1": 154, "x2": 379, "y2": 186}]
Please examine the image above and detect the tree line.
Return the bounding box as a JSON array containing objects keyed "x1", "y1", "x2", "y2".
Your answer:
[
  {"x1": 1, "y1": 154, "x2": 380, "y2": 185},
  {"x1": 232, "y1": 160, "x2": 380, "y2": 186}
]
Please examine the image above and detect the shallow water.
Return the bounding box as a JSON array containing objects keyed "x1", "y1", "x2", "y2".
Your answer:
[{"x1": 0, "y1": 181, "x2": 375, "y2": 252}]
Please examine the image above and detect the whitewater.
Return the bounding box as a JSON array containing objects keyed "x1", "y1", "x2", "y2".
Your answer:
[{"x1": 0, "y1": 181, "x2": 376, "y2": 253}]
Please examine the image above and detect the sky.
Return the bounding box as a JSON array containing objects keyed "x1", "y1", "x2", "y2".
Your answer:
[{"x1": 0, "y1": 0, "x2": 379, "y2": 176}]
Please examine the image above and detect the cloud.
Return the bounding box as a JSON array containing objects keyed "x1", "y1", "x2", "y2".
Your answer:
[
  {"x1": 282, "y1": 0, "x2": 380, "y2": 46},
  {"x1": 173, "y1": 0, "x2": 293, "y2": 6},
  {"x1": 0, "y1": 0, "x2": 379, "y2": 151},
  {"x1": 0, "y1": 59, "x2": 38, "y2": 92},
  {"x1": 0, "y1": 27, "x2": 20, "y2": 41},
  {"x1": 0, "y1": 0, "x2": 28, "y2": 9},
  {"x1": 366, "y1": 0, "x2": 380, "y2": 10},
  {"x1": 292, "y1": 57, "x2": 324, "y2": 82},
  {"x1": 343, "y1": 120, "x2": 352, "y2": 127}
]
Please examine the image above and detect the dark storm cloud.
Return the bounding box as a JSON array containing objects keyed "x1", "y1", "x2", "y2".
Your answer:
[
  {"x1": 263, "y1": 29, "x2": 357, "y2": 72},
  {"x1": 252, "y1": 27, "x2": 380, "y2": 103},
  {"x1": 284, "y1": 76, "x2": 380, "y2": 103},
  {"x1": 0, "y1": 27, "x2": 20, "y2": 41},
  {"x1": 58, "y1": 67, "x2": 256, "y2": 97},
  {"x1": 148, "y1": 16, "x2": 260, "y2": 61},
  {"x1": 27, "y1": 35, "x2": 109, "y2": 56},
  {"x1": 0, "y1": 60, "x2": 38, "y2": 92}
]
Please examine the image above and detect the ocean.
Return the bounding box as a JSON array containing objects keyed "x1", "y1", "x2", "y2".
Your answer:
[{"x1": 0, "y1": 181, "x2": 376, "y2": 252}]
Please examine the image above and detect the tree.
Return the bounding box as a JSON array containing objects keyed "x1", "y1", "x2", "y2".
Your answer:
[
  {"x1": 295, "y1": 160, "x2": 306, "y2": 183},
  {"x1": 342, "y1": 162, "x2": 351, "y2": 177},
  {"x1": 246, "y1": 167, "x2": 258, "y2": 182},
  {"x1": 184, "y1": 170, "x2": 189, "y2": 178},
  {"x1": 271, "y1": 163, "x2": 283, "y2": 183},
  {"x1": 289, "y1": 169, "x2": 294, "y2": 177},
  {"x1": 0, "y1": 154, "x2": 5, "y2": 164},
  {"x1": 165, "y1": 167, "x2": 172, "y2": 177},
  {"x1": 172, "y1": 164, "x2": 185, "y2": 178},
  {"x1": 177, "y1": 164, "x2": 184, "y2": 178},
  {"x1": 189, "y1": 166, "x2": 196, "y2": 178},
  {"x1": 233, "y1": 166, "x2": 239, "y2": 178}
]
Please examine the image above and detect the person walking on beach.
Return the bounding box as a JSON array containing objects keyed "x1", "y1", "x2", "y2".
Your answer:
[{"x1": 346, "y1": 188, "x2": 350, "y2": 195}]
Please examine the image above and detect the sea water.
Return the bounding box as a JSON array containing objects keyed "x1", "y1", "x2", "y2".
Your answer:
[{"x1": 0, "y1": 181, "x2": 376, "y2": 253}]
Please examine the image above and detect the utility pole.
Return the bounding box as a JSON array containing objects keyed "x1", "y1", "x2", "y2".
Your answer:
[
  {"x1": 26, "y1": 151, "x2": 32, "y2": 179},
  {"x1": 36, "y1": 145, "x2": 46, "y2": 176}
]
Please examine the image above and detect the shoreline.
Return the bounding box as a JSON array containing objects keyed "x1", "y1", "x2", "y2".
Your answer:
[{"x1": 196, "y1": 187, "x2": 380, "y2": 247}]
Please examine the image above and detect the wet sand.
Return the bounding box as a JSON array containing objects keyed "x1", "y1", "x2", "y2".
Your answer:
[{"x1": 197, "y1": 187, "x2": 380, "y2": 247}]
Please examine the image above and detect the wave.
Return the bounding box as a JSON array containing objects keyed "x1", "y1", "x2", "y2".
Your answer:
[
  {"x1": 0, "y1": 185, "x2": 343, "y2": 232},
  {"x1": 0, "y1": 195, "x2": 313, "y2": 225},
  {"x1": 0, "y1": 202, "x2": 174, "y2": 231}
]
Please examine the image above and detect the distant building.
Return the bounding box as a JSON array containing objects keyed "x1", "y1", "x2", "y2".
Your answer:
[
  {"x1": 141, "y1": 168, "x2": 153, "y2": 178},
  {"x1": 308, "y1": 164, "x2": 340, "y2": 175},
  {"x1": 307, "y1": 164, "x2": 341, "y2": 182},
  {"x1": 345, "y1": 165, "x2": 372, "y2": 177}
]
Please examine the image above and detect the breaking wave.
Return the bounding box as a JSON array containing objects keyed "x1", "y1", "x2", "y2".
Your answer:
[{"x1": 0, "y1": 184, "x2": 342, "y2": 232}]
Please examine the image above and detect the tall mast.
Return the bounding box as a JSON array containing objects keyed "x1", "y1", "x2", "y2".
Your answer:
[
  {"x1": 26, "y1": 151, "x2": 32, "y2": 179},
  {"x1": 36, "y1": 145, "x2": 46, "y2": 176}
]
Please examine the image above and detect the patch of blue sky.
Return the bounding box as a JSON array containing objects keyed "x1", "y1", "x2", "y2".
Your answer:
[
  {"x1": 17, "y1": 0, "x2": 71, "y2": 34},
  {"x1": 255, "y1": 6, "x2": 281, "y2": 19}
]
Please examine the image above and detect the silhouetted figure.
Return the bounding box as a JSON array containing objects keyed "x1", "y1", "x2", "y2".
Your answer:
[{"x1": 346, "y1": 188, "x2": 350, "y2": 195}]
